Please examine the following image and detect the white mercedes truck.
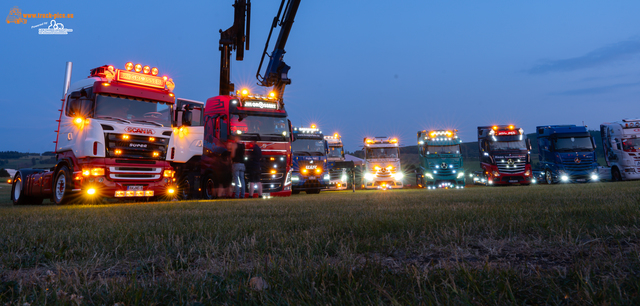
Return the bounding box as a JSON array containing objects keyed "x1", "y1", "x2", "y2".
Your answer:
[
  {"x1": 601, "y1": 119, "x2": 640, "y2": 181},
  {"x1": 363, "y1": 137, "x2": 403, "y2": 189}
]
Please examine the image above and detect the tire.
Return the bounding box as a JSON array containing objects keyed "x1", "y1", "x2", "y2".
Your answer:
[
  {"x1": 545, "y1": 170, "x2": 554, "y2": 185},
  {"x1": 180, "y1": 177, "x2": 191, "y2": 200},
  {"x1": 203, "y1": 174, "x2": 216, "y2": 199},
  {"x1": 11, "y1": 173, "x2": 28, "y2": 205},
  {"x1": 612, "y1": 167, "x2": 622, "y2": 182},
  {"x1": 53, "y1": 166, "x2": 74, "y2": 205},
  {"x1": 291, "y1": 190, "x2": 300, "y2": 194}
]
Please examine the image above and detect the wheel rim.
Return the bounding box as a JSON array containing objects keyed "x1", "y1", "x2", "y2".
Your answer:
[
  {"x1": 13, "y1": 178, "x2": 22, "y2": 200},
  {"x1": 55, "y1": 173, "x2": 66, "y2": 200},
  {"x1": 205, "y1": 179, "x2": 214, "y2": 199},
  {"x1": 546, "y1": 171, "x2": 552, "y2": 184},
  {"x1": 613, "y1": 169, "x2": 621, "y2": 181}
]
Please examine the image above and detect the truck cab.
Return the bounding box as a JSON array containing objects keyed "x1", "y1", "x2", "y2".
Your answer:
[
  {"x1": 537, "y1": 125, "x2": 599, "y2": 183},
  {"x1": 291, "y1": 125, "x2": 329, "y2": 194},
  {"x1": 12, "y1": 62, "x2": 177, "y2": 205},
  {"x1": 324, "y1": 133, "x2": 348, "y2": 190},
  {"x1": 477, "y1": 125, "x2": 532, "y2": 186},
  {"x1": 201, "y1": 89, "x2": 292, "y2": 198},
  {"x1": 167, "y1": 98, "x2": 205, "y2": 199},
  {"x1": 601, "y1": 119, "x2": 640, "y2": 181},
  {"x1": 417, "y1": 130, "x2": 465, "y2": 189},
  {"x1": 363, "y1": 137, "x2": 403, "y2": 189}
]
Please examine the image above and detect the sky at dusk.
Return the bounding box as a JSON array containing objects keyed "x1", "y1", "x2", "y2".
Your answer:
[{"x1": 2, "y1": 0, "x2": 640, "y2": 153}]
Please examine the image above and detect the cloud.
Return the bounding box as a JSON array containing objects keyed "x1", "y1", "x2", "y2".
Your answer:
[
  {"x1": 529, "y1": 38, "x2": 640, "y2": 74},
  {"x1": 551, "y1": 81, "x2": 640, "y2": 96}
]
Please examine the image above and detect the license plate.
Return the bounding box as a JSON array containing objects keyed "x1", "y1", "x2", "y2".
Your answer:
[
  {"x1": 127, "y1": 186, "x2": 143, "y2": 191},
  {"x1": 577, "y1": 179, "x2": 586, "y2": 182},
  {"x1": 263, "y1": 193, "x2": 270, "y2": 197},
  {"x1": 509, "y1": 180, "x2": 518, "y2": 183},
  {"x1": 309, "y1": 176, "x2": 316, "y2": 180}
]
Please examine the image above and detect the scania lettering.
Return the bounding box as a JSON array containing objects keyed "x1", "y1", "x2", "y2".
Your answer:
[
  {"x1": 477, "y1": 125, "x2": 532, "y2": 186},
  {"x1": 601, "y1": 119, "x2": 640, "y2": 181},
  {"x1": 537, "y1": 125, "x2": 599, "y2": 184},
  {"x1": 324, "y1": 133, "x2": 348, "y2": 190},
  {"x1": 417, "y1": 130, "x2": 465, "y2": 189},
  {"x1": 290, "y1": 126, "x2": 329, "y2": 194},
  {"x1": 11, "y1": 62, "x2": 177, "y2": 205},
  {"x1": 363, "y1": 137, "x2": 403, "y2": 189}
]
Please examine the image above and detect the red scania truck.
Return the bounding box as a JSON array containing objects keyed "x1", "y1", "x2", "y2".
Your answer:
[
  {"x1": 11, "y1": 62, "x2": 177, "y2": 204},
  {"x1": 477, "y1": 125, "x2": 533, "y2": 185}
]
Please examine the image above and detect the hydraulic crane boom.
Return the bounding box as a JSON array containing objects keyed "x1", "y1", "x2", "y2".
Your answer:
[
  {"x1": 219, "y1": 0, "x2": 251, "y2": 96},
  {"x1": 256, "y1": 0, "x2": 301, "y2": 102}
]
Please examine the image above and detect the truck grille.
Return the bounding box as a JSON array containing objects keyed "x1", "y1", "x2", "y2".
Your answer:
[
  {"x1": 329, "y1": 169, "x2": 343, "y2": 181},
  {"x1": 429, "y1": 162, "x2": 460, "y2": 176},
  {"x1": 108, "y1": 166, "x2": 162, "y2": 181},
  {"x1": 496, "y1": 159, "x2": 526, "y2": 173},
  {"x1": 105, "y1": 133, "x2": 168, "y2": 160},
  {"x1": 560, "y1": 156, "x2": 594, "y2": 172}
]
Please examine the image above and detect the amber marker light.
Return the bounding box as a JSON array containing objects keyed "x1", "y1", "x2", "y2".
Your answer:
[
  {"x1": 268, "y1": 91, "x2": 276, "y2": 98},
  {"x1": 509, "y1": 125, "x2": 515, "y2": 130},
  {"x1": 102, "y1": 82, "x2": 110, "y2": 86},
  {"x1": 7, "y1": 179, "x2": 12, "y2": 184},
  {"x1": 122, "y1": 135, "x2": 130, "y2": 140},
  {"x1": 302, "y1": 169, "x2": 308, "y2": 174},
  {"x1": 241, "y1": 89, "x2": 249, "y2": 96},
  {"x1": 310, "y1": 124, "x2": 316, "y2": 129},
  {"x1": 168, "y1": 188, "x2": 175, "y2": 194},
  {"x1": 151, "y1": 67, "x2": 159, "y2": 76},
  {"x1": 315, "y1": 168, "x2": 322, "y2": 174},
  {"x1": 492, "y1": 126, "x2": 498, "y2": 130},
  {"x1": 114, "y1": 149, "x2": 122, "y2": 155},
  {"x1": 143, "y1": 65, "x2": 151, "y2": 74},
  {"x1": 125, "y1": 62, "x2": 134, "y2": 71},
  {"x1": 334, "y1": 133, "x2": 339, "y2": 138},
  {"x1": 153, "y1": 152, "x2": 160, "y2": 157},
  {"x1": 87, "y1": 188, "x2": 96, "y2": 195},
  {"x1": 134, "y1": 64, "x2": 143, "y2": 73},
  {"x1": 149, "y1": 137, "x2": 155, "y2": 142},
  {"x1": 271, "y1": 170, "x2": 277, "y2": 174}
]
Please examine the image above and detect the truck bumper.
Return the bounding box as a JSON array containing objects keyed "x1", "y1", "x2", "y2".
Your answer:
[
  {"x1": 82, "y1": 178, "x2": 177, "y2": 199},
  {"x1": 488, "y1": 174, "x2": 532, "y2": 185},
  {"x1": 364, "y1": 180, "x2": 403, "y2": 189}
]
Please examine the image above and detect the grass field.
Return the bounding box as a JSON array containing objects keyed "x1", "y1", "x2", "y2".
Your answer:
[{"x1": 0, "y1": 182, "x2": 639, "y2": 305}]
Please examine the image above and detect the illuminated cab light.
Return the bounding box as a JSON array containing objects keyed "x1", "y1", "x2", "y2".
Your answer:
[
  {"x1": 169, "y1": 93, "x2": 174, "y2": 97},
  {"x1": 102, "y1": 82, "x2": 110, "y2": 86},
  {"x1": 143, "y1": 65, "x2": 151, "y2": 74},
  {"x1": 153, "y1": 152, "x2": 160, "y2": 157},
  {"x1": 492, "y1": 126, "x2": 498, "y2": 130},
  {"x1": 122, "y1": 135, "x2": 130, "y2": 140},
  {"x1": 302, "y1": 169, "x2": 308, "y2": 174},
  {"x1": 144, "y1": 190, "x2": 154, "y2": 197},
  {"x1": 7, "y1": 179, "x2": 12, "y2": 184},
  {"x1": 386, "y1": 166, "x2": 394, "y2": 170},
  {"x1": 163, "y1": 170, "x2": 174, "y2": 178},
  {"x1": 114, "y1": 149, "x2": 122, "y2": 155},
  {"x1": 315, "y1": 168, "x2": 322, "y2": 174},
  {"x1": 374, "y1": 166, "x2": 381, "y2": 171},
  {"x1": 334, "y1": 133, "x2": 339, "y2": 138},
  {"x1": 149, "y1": 137, "x2": 155, "y2": 142},
  {"x1": 270, "y1": 170, "x2": 277, "y2": 174},
  {"x1": 151, "y1": 67, "x2": 159, "y2": 76},
  {"x1": 87, "y1": 188, "x2": 96, "y2": 195},
  {"x1": 125, "y1": 62, "x2": 134, "y2": 71},
  {"x1": 270, "y1": 157, "x2": 275, "y2": 161},
  {"x1": 241, "y1": 89, "x2": 249, "y2": 96},
  {"x1": 82, "y1": 169, "x2": 90, "y2": 176},
  {"x1": 167, "y1": 188, "x2": 175, "y2": 194},
  {"x1": 125, "y1": 191, "x2": 135, "y2": 197},
  {"x1": 134, "y1": 63, "x2": 143, "y2": 73},
  {"x1": 166, "y1": 78, "x2": 175, "y2": 91},
  {"x1": 311, "y1": 124, "x2": 317, "y2": 129},
  {"x1": 74, "y1": 117, "x2": 84, "y2": 125},
  {"x1": 268, "y1": 91, "x2": 276, "y2": 98},
  {"x1": 107, "y1": 65, "x2": 114, "y2": 72},
  {"x1": 91, "y1": 167, "x2": 105, "y2": 176},
  {"x1": 135, "y1": 191, "x2": 144, "y2": 197},
  {"x1": 509, "y1": 125, "x2": 515, "y2": 130},
  {"x1": 115, "y1": 191, "x2": 125, "y2": 197}
]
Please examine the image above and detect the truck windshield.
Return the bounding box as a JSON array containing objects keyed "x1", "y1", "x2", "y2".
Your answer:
[
  {"x1": 554, "y1": 136, "x2": 594, "y2": 151},
  {"x1": 490, "y1": 140, "x2": 527, "y2": 151},
  {"x1": 327, "y1": 146, "x2": 343, "y2": 158},
  {"x1": 366, "y1": 147, "x2": 399, "y2": 159},
  {"x1": 426, "y1": 144, "x2": 460, "y2": 154},
  {"x1": 94, "y1": 94, "x2": 171, "y2": 127},
  {"x1": 622, "y1": 138, "x2": 640, "y2": 151},
  {"x1": 292, "y1": 139, "x2": 325, "y2": 155},
  {"x1": 230, "y1": 114, "x2": 290, "y2": 141}
]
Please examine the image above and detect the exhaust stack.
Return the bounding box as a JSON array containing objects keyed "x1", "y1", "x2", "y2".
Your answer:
[{"x1": 61, "y1": 61, "x2": 73, "y2": 100}]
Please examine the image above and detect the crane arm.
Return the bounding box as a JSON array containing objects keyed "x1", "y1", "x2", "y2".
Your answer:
[{"x1": 219, "y1": 0, "x2": 251, "y2": 96}]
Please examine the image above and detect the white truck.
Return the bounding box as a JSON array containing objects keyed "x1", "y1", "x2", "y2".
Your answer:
[
  {"x1": 324, "y1": 134, "x2": 348, "y2": 190},
  {"x1": 363, "y1": 137, "x2": 403, "y2": 189},
  {"x1": 600, "y1": 119, "x2": 640, "y2": 181}
]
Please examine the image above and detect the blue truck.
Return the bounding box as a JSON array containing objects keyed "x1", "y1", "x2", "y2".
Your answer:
[
  {"x1": 291, "y1": 125, "x2": 329, "y2": 194},
  {"x1": 416, "y1": 129, "x2": 465, "y2": 189},
  {"x1": 536, "y1": 125, "x2": 599, "y2": 183}
]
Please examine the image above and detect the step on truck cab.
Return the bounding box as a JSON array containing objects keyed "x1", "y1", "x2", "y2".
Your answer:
[
  {"x1": 11, "y1": 62, "x2": 177, "y2": 205},
  {"x1": 600, "y1": 119, "x2": 640, "y2": 181},
  {"x1": 363, "y1": 137, "x2": 403, "y2": 189},
  {"x1": 477, "y1": 125, "x2": 533, "y2": 186},
  {"x1": 537, "y1": 125, "x2": 599, "y2": 183},
  {"x1": 417, "y1": 130, "x2": 465, "y2": 189},
  {"x1": 324, "y1": 133, "x2": 348, "y2": 190},
  {"x1": 291, "y1": 125, "x2": 329, "y2": 194},
  {"x1": 167, "y1": 98, "x2": 205, "y2": 199},
  {"x1": 201, "y1": 89, "x2": 293, "y2": 198}
]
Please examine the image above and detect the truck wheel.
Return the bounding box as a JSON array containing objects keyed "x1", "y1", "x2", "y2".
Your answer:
[
  {"x1": 545, "y1": 170, "x2": 554, "y2": 185},
  {"x1": 612, "y1": 168, "x2": 622, "y2": 182},
  {"x1": 203, "y1": 174, "x2": 216, "y2": 199},
  {"x1": 180, "y1": 177, "x2": 191, "y2": 200},
  {"x1": 11, "y1": 173, "x2": 28, "y2": 205},
  {"x1": 53, "y1": 166, "x2": 74, "y2": 205}
]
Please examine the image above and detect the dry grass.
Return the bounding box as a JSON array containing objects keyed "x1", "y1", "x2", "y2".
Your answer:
[{"x1": 0, "y1": 182, "x2": 639, "y2": 305}]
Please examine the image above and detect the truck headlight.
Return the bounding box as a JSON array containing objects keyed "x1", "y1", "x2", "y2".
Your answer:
[
  {"x1": 591, "y1": 173, "x2": 599, "y2": 181},
  {"x1": 456, "y1": 172, "x2": 464, "y2": 179},
  {"x1": 561, "y1": 175, "x2": 569, "y2": 182},
  {"x1": 364, "y1": 173, "x2": 374, "y2": 181},
  {"x1": 341, "y1": 174, "x2": 347, "y2": 182},
  {"x1": 524, "y1": 170, "x2": 531, "y2": 176},
  {"x1": 324, "y1": 174, "x2": 330, "y2": 181},
  {"x1": 394, "y1": 172, "x2": 404, "y2": 180},
  {"x1": 492, "y1": 171, "x2": 500, "y2": 177},
  {"x1": 292, "y1": 175, "x2": 299, "y2": 181},
  {"x1": 426, "y1": 173, "x2": 433, "y2": 179}
]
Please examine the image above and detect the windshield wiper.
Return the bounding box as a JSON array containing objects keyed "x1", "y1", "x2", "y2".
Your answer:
[
  {"x1": 95, "y1": 116, "x2": 131, "y2": 124},
  {"x1": 131, "y1": 119, "x2": 164, "y2": 127},
  {"x1": 241, "y1": 133, "x2": 262, "y2": 140}
]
